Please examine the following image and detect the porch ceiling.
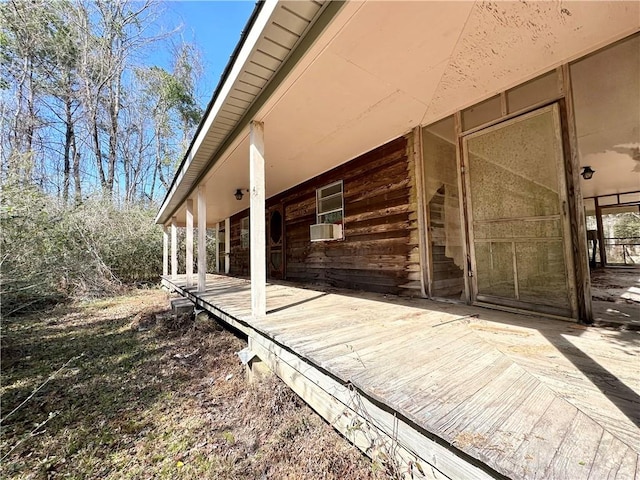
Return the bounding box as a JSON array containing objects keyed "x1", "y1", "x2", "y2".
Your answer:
[{"x1": 162, "y1": 1, "x2": 639, "y2": 226}]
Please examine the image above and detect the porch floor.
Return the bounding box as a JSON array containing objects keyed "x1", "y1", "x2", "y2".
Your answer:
[{"x1": 162, "y1": 274, "x2": 639, "y2": 480}]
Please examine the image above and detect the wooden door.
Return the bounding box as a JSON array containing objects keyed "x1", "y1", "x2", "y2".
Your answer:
[
  {"x1": 268, "y1": 203, "x2": 285, "y2": 279},
  {"x1": 462, "y1": 104, "x2": 577, "y2": 317}
]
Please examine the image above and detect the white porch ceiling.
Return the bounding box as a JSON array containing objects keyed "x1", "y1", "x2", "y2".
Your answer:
[{"x1": 162, "y1": 1, "x2": 639, "y2": 226}]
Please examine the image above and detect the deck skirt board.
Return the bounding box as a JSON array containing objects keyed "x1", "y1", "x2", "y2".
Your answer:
[{"x1": 162, "y1": 274, "x2": 640, "y2": 480}]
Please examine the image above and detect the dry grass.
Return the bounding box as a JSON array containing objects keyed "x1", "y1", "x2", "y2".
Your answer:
[{"x1": 1, "y1": 289, "x2": 390, "y2": 479}]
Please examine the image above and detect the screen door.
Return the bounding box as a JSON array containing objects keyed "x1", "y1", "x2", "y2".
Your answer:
[{"x1": 462, "y1": 104, "x2": 576, "y2": 317}]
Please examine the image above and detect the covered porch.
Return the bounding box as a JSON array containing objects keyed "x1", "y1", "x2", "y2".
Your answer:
[
  {"x1": 163, "y1": 273, "x2": 640, "y2": 480},
  {"x1": 156, "y1": 1, "x2": 640, "y2": 325}
]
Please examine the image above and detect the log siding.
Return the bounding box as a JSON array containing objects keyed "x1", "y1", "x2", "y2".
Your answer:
[{"x1": 229, "y1": 134, "x2": 421, "y2": 295}]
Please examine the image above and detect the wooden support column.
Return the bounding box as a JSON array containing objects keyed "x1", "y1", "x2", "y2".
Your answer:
[
  {"x1": 197, "y1": 184, "x2": 207, "y2": 291},
  {"x1": 171, "y1": 216, "x2": 178, "y2": 279},
  {"x1": 162, "y1": 225, "x2": 169, "y2": 277},
  {"x1": 454, "y1": 110, "x2": 471, "y2": 304},
  {"x1": 411, "y1": 126, "x2": 430, "y2": 298},
  {"x1": 250, "y1": 120, "x2": 266, "y2": 318},
  {"x1": 594, "y1": 197, "x2": 606, "y2": 267},
  {"x1": 561, "y1": 64, "x2": 593, "y2": 323},
  {"x1": 225, "y1": 218, "x2": 231, "y2": 274},
  {"x1": 185, "y1": 199, "x2": 194, "y2": 287}
]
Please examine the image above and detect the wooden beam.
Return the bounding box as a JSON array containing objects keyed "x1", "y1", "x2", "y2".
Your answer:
[
  {"x1": 250, "y1": 120, "x2": 266, "y2": 318},
  {"x1": 171, "y1": 216, "x2": 178, "y2": 279},
  {"x1": 162, "y1": 225, "x2": 169, "y2": 277},
  {"x1": 412, "y1": 126, "x2": 430, "y2": 298},
  {"x1": 454, "y1": 111, "x2": 471, "y2": 304},
  {"x1": 561, "y1": 64, "x2": 593, "y2": 324},
  {"x1": 186, "y1": 198, "x2": 194, "y2": 287},
  {"x1": 198, "y1": 184, "x2": 207, "y2": 291}
]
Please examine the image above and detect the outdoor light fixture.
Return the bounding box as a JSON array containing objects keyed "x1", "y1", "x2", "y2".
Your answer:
[
  {"x1": 581, "y1": 166, "x2": 595, "y2": 180},
  {"x1": 234, "y1": 188, "x2": 244, "y2": 200}
]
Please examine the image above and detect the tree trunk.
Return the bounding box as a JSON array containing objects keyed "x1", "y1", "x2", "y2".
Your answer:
[
  {"x1": 91, "y1": 106, "x2": 107, "y2": 191},
  {"x1": 106, "y1": 73, "x2": 119, "y2": 195},
  {"x1": 63, "y1": 96, "x2": 73, "y2": 203},
  {"x1": 73, "y1": 134, "x2": 82, "y2": 205}
]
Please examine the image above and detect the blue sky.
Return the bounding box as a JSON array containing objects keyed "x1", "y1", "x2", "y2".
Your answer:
[{"x1": 154, "y1": 0, "x2": 257, "y2": 105}]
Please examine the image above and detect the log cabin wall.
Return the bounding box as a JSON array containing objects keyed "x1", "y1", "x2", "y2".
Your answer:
[
  {"x1": 227, "y1": 133, "x2": 422, "y2": 294},
  {"x1": 274, "y1": 134, "x2": 421, "y2": 295}
]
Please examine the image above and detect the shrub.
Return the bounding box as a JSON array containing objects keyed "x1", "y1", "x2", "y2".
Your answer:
[{"x1": 1, "y1": 184, "x2": 162, "y2": 315}]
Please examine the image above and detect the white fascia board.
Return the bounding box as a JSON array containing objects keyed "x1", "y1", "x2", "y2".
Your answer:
[{"x1": 155, "y1": 0, "x2": 280, "y2": 224}]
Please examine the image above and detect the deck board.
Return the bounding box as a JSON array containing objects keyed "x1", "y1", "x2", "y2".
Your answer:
[{"x1": 163, "y1": 274, "x2": 640, "y2": 480}]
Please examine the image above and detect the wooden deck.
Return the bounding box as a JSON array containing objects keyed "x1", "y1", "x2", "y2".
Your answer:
[{"x1": 162, "y1": 274, "x2": 640, "y2": 480}]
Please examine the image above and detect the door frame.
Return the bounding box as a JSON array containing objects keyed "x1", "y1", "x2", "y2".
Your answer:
[
  {"x1": 459, "y1": 103, "x2": 579, "y2": 319},
  {"x1": 267, "y1": 202, "x2": 285, "y2": 279}
]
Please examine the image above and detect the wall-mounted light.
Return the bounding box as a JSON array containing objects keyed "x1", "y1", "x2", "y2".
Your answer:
[
  {"x1": 234, "y1": 188, "x2": 245, "y2": 200},
  {"x1": 581, "y1": 166, "x2": 595, "y2": 180}
]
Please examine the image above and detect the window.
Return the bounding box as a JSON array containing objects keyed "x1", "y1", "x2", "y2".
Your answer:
[
  {"x1": 316, "y1": 181, "x2": 344, "y2": 225},
  {"x1": 240, "y1": 217, "x2": 249, "y2": 248}
]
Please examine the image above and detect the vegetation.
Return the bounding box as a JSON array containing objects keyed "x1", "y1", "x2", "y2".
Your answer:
[
  {"x1": 0, "y1": 290, "x2": 386, "y2": 479},
  {"x1": 0, "y1": 0, "x2": 204, "y2": 312},
  {"x1": 0, "y1": 0, "x2": 203, "y2": 201},
  {"x1": 1, "y1": 185, "x2": 162, "y2": 315},
  {"x1": 0, "y1": 2, "x2": 388, "y2": 477}
]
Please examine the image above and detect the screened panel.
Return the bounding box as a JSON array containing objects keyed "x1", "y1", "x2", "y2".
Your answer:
[
  {"x1": 475, "y1": 241, "x2": 515, "y2": 299},
  {"x1": 465, "y1": 105, "x2": 572, "y2": 315},
  {"x1": 217, "y1": 222, "x2": 227, "y2": 272},
  {"x1": 507, "y1": 70, "x2": 560, "y2": 113},
  {"x1": 422, "y1": 116, "x2": 465, "y2": 299},
  {"x1": 462, "y1": 95, "x2": 501, "y2": 131},
  {"x1": 620, "y1": 192, "x2": 640, "y2": 204},
  {"x1": 583, "y1": 197, "x2": 596, "y2": 215},
  {"x1": 515, "y1": 240, "x2": 568, "y2": 307}
]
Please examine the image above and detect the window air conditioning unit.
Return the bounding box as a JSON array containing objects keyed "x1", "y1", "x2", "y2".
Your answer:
[{"x1": 310, "y1": 223, "x2": 342, "y2": 242}]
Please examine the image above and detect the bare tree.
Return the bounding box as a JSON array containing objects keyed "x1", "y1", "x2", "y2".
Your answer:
[{"x1": 0, "y1": 0, "x2": 204, "y2": 204}]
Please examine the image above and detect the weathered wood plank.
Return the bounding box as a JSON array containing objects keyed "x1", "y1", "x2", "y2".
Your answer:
[
  {"x1": 546, "y1": 413, "x2": 604, "y2": 480},
  {"x1": 582, "y1": 431, "x2": 632, "y2": 480},
  {"x1": 248, "y1": 330, "x2": 497, "y2": 480},
  {"x1": 165, "y1": 274, "x2": 639, "y2": 480}
]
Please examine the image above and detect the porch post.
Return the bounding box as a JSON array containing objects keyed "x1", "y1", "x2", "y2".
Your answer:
[
  {"x1": 224, "y1": 218, "x2": 231, "y2": 274},
  {"x1": 594, "y1": 197, "x2": 607, "y2": 267},
  {"x1": 171, "y1": 216, "x2": 178, "y2": 279},
  {"x1": 197, "y1": 184, "x2": 207, "y2": 291},
  {"x1": 185, "y1": 199, "x2": 194, "y2": 287},
  {"x1": 162, "y1": 225, "x2": 169, "y2": 277},
  {"x1": 249, "y1": 120, "x2": 266, "y2": 318}
]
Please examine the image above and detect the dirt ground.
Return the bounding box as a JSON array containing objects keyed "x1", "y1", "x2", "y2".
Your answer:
[
  {"x1": 590, "y1": 267, "x2": 640, "y2": 327},
  {"x1": 0, "y1": 289, "x2": 391, "y2": 479}
]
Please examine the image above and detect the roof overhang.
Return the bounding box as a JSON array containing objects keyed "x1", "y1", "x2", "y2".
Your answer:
[
  {"x1": 155, "y1": 0, "x2": 342, "y2": 225},
  {"x1": 157, "y1": 0, "x2": 640, "y2": 227}
]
